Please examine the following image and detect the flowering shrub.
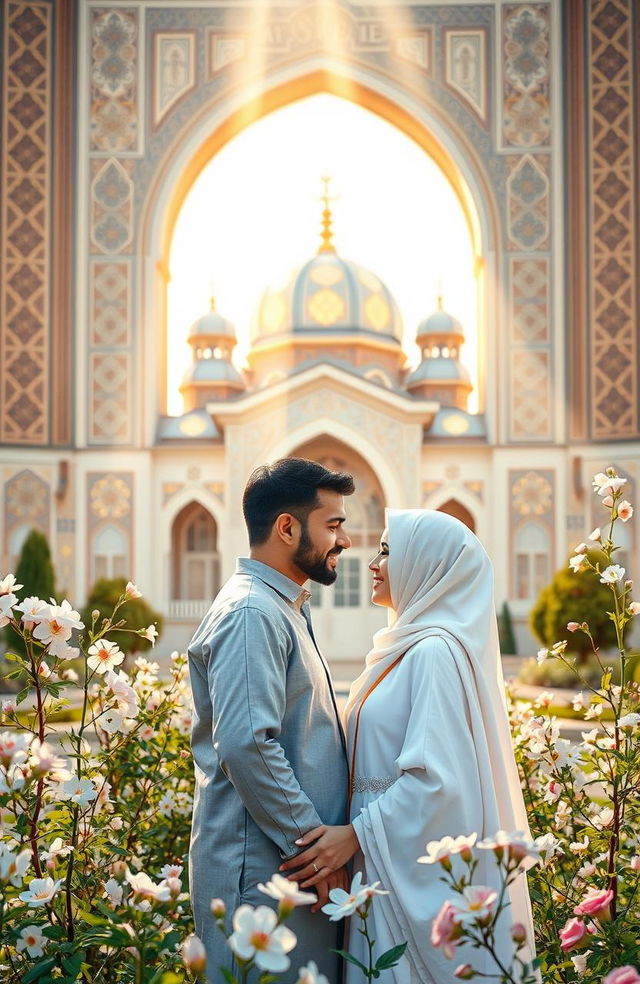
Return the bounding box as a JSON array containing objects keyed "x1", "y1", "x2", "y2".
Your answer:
[
  {"x1": 0, "y1": 580, "x2": 194, "y2": 983},
  {"x1": 423, "y1": 831, "x2": 539, "y2": 982},
  {"x1": 510, "y1": 468, "x2": 640, "y2": 982}
]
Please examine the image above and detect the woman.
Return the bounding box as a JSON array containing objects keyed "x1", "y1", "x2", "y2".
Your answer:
[{"x1": 281, "y1": 509, "x2": 535, "y2": 983}]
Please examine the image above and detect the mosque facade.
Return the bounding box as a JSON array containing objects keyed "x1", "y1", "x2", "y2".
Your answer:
[{"x1": 1, "y1": 0, "x2": 639, "y2": 668}]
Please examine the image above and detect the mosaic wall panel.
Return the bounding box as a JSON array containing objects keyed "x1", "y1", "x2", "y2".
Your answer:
[
  {"x1": 3, "y1": 468, "x2": 51, "y2": 568},
  {"x1": 86, "y1": 471, "x2": 134, "y2": 587},
  {"x1": 207, "y1": 33, "x2": 248, "y2": 77},
  {"x1": 508, "y1": 468, "x2": 555, "y2": 599},
  {"x1": 90, "y1": 260, "x2": 131, "y2": 347},
  {"x1": 444, "y1": 29, "x2": 487, "y2": 124},
  {"x1": 89, "y1": 352, "x2": 132, "y2": 444},
  {"x1": 90, "y1": 158, "x2": 133, "y2": 255},
  {"x1": 394, "y1": 30, "x2": 433, "y2": 75},
  {"x1": 152, "y1": 31, "x2": 196, "y2": 128},
  {"x1": 502, "y1": 3, "x2": 550, "y2": 148},
  {"x1": 509, "y1": 258, "x2": 549, "y2": 343},
  {"x1": 507, "y1": 154, "x2": 550, "y2": 252},
  {"x1": 510, "y1": 349, "x2": 552, "y2": 441},
  {"x1": 588, "y1": 0, "x2": 638, "y2": 439},
  {"x1": 90, "y1": 7, "x2": 139, "y2": 153},
  {"x1": 1, "y1": 1, "x2": 51, "y2": 446}
]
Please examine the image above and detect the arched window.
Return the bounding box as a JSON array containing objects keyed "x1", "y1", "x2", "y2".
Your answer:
[
  {"x1": 437, "y1": 498, "x2": 476, "y2": 532},
  {"x1": 171, "y1": 503, "x2": 219, "y2": 601},
  {"x1": 93, "y1": 525, "x2": 128, "y2": 582},
  {"x1": 514, "y1": 522, "x2": 550, "y2": 600}
]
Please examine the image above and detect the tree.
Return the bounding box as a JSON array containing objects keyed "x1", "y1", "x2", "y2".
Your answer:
[
  {"x1": 497, "y1": 601, "x2": 517, "y2": 655},
  {"x1": 529, "y1": 549, "x2": 629, "y2": 660},
  {"x1": 3, "y1": 529, "x2": 56, "y2": 656},
  {"x1": 81, "y1": 577, "x2": 163, "y2": 658}
]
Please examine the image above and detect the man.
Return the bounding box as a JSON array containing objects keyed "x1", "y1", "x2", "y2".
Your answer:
[{"x1": 188, "y1": 457, "x2": 354, "y2": 983}]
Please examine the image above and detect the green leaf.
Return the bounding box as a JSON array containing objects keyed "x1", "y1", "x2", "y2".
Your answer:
[
  {"x1": 220, "y1": 967, "x2": 239, "y2": 984},
  {"x1": 3, "y1": 667, "x2": 24, "y2": 680},
  {"x1": 331, "y1": 949, "x2": 369, "y2": 973},
  {"x1": 375, "y1": 943, "x2": 408, "y2": 970},
  {"x1": 16, "y1": 685, "x2": 32, "y2": 705},
  {"x1": 2, "y1": 651, "x2": 26, "y2": 663},
  {"x1": 23, "y1": 958, "x2": 57, "y2": 984}
]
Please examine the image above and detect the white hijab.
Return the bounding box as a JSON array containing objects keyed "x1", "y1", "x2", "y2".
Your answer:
[{"x1": 344, "y1": 507, "x2": 529, "y2": 837}]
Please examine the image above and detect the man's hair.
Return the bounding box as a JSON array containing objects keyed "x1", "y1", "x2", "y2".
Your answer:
[{"x1": 242, "y1": 457, "x2": 355, "y2": 546}]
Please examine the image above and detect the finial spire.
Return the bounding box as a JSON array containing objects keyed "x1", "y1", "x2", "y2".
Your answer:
[
  {"x1": 318, "y1": 175, "x2": 337, "y2": 254},
  {"x1": 209, "y1": 277, "x2": 216, "y2": 311},
  {"x1": 436, "y1": 275, "x2": 443, "y2": 310}
]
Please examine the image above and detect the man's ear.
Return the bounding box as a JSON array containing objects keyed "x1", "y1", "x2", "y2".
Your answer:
[{"x1": 274, "y1": 512, "x2": 300, "y2": 546}]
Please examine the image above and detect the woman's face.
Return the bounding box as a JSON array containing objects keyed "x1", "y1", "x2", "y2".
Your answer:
[{"x1": 369, "y1": 527, "x2": 392, "y2": 608}]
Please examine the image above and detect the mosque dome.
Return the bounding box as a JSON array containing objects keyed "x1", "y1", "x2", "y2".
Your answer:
[
  {"x1": 187, "y1": 298, "x2": 236, "y2": 344},
  {"x1": 181, "y1": 296, "x2": 244, "y2": 410},
  {"x1": 251, "y1": 179, "x2": 402, "y2": 347},
  {"x1": 416, "y1": 306, "x2": 464, "y2": 342},
  {"x1": 407, "y1": 297, "x2": 472, "y2": 410}
]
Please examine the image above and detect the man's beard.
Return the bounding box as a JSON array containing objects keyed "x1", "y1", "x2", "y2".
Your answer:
[{"x1": 294, "y1": 523, "x2": 342, "y2": 585}]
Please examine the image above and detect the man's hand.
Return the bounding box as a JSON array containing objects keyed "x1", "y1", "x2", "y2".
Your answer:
[
  {"x1": 280, "y1": 824, "x2": 359, "y2": 888},
  {"x1": 309, "y1": 866, "x2": 350, "y2": 913}
]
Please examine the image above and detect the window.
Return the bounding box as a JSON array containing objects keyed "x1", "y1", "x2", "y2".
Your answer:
[
  {"x1": 514, "y1": 523, "x2": 550, "y2": 600},
  {"x1": 8, "y1": 524, "x2": 30, "y2": 571},
  {"x1": 93, "y1": 525, "x2": 128, "y2": 581},
  {"x1": 334, "y1": 556, "x2": 360, "y2": 607}
]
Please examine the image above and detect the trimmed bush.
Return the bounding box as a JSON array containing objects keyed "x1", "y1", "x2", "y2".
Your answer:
[{"x1": 81, "y1": 577, "x2": 163, "y2": 657}]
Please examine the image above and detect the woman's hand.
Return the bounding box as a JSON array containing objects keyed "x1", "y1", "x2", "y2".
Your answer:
[{"x1": 279, "y1": 824, "x2": 360, "y2": 888}]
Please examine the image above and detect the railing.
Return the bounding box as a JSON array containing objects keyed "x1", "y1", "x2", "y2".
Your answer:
[{"x1": 168, "y1": 600, "x2": 211, "y2": 620}]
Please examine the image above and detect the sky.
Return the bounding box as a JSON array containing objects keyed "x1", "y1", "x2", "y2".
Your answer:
[{"x1": 168, "y1": 93, "x2": 477, "y2": 416}]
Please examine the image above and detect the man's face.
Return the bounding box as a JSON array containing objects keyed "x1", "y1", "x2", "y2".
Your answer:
[{"x1": 293, "y1": 489, "x2": 352, "y2": 585}]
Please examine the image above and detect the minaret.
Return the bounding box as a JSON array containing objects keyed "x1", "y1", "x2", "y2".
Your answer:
[
  {"x1": 406, "y1": 296, "x2": 472, "y2": 409},
  {"x1": 180, "y1": 295, "x2": 244, "y2": 410}
]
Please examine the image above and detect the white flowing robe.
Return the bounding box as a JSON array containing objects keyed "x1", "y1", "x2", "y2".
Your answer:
[{"x1": 347, "y1": 636, "x2": 517, "y2": 984}]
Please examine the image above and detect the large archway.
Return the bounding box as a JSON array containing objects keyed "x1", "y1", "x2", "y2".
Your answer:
[{"x1": 139, "y1": 65, "x2": 500, "y2": 437}]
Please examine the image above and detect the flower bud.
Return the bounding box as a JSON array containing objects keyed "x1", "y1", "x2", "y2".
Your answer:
[
  {"x1": 110, "y1": 817, "x2": 124, "y2": 831},
  {"x1": 511, "y1": 922, "x2": 527, "y2": 945},
  {"x1": 567, "y1": 622, "x2": 580, "y2": 632},
  {"x1": 111, "y1": 860, "x2": 127, "y2": 881},
  {"x1": 454, "y1": 965, "x2": 475, "y2": 979},
  {"x1": 92, "y1": 610, "x2": 100, "y2": 620},
  {"x1": 182, "y1": 934, "x2": 207, "y2": 975},
  {"x1": 630, "y1": 856, "x2": 640, "y2": 872},
  {"x1": 210, "y1": 898, "x2": 226, "y2": 919},
  {"x1": 602, "y1": 495, "x2": 614, "y2": 507}
]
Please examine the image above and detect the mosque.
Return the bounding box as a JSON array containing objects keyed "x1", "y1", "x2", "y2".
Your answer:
[{"x1": 1, "y1": 0, "x2": 639, "y2": 670}]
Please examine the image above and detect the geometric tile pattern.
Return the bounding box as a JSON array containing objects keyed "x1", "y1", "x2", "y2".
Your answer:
[
  {"x1": 153, "y1": 32, "x2": 195, "y2": 127},
  {"x1": 90, "y1": 157, "x2": 133, "y2": 255},
  {"x1": 507, "y1": 154, "x2": 550, "y2": 251},
  {"x1": 588, "y1": 0, "x2": 638, "y2": 438},
  {"x1": 90, "y1": 352, "x2": 131, "y2": 444},
  {"x1": 510, "y1": 349, "x2": 552, "y2": 440},
  {"x1": 90, "y1": 260, "x2": 130, "y2": 346},
  {"x1": 509, "y1": 258, "x2": 549, "y2": 342},
  {"x1": 90, "y1": 8, "x2": 138, "y2": 153},
  {"x1": 502, "y1": 3, "x2": 550, "y2": 147},
  {"x1": 1, "y1": 1, "x2": 51, "y2": 445},
  {"x1": 444, "y1": 30, "x2": 487, "y2": 123}
]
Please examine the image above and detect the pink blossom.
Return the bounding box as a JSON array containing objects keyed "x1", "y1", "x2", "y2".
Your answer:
[
  {"x1": 629, "y1": 602, "x2": 640, "y2": 616},
  {"x1": 602, "y1": 495, "x2": 614, "y2": 507},
  {"x1": 559, "y1": 917, "x2": 593, "y2": 951},
  {"x1": 431, "y1": 900, "x2": 462, "y2": 959},
  {"x1": 125, "y1": 581, "x2": 142, "y2": 599},
  {"x1": 567, "y1": 621, "x2": 580, "y2": 632},
  {"x1": 454, "y1": 965, "x2": 474, "y2": 980},
  {"x1": 511, "y1": 922, "x2": 527, "y2": 945},
  {"x1": 574, "y1": 887, "x2": 614, "y2": 922},
  {"x1": 617, "y1": 500, "x2": 633, "y2": 522},
  {"x1": 602, "y1": 968, "x2": 640, "y2": 984}
]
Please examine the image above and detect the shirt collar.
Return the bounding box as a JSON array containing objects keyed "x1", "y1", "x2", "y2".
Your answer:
[{"x1": 236, "y1": 558, "x2": 310, "y2": 609}]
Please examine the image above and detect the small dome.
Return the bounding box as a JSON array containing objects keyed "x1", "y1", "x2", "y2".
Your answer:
[
  {"x1": 188, "y1": 299, "x2": 236, "y2": 342},
  {"x1": 252, "y1": 252, "x2": 403, "y2": 345},
  {"x1": 181, "y1": 358, "x2": 244, "y2": 387},
  {"x1": 416, "y1": 306, "x2": 464, "y2": 342}
]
